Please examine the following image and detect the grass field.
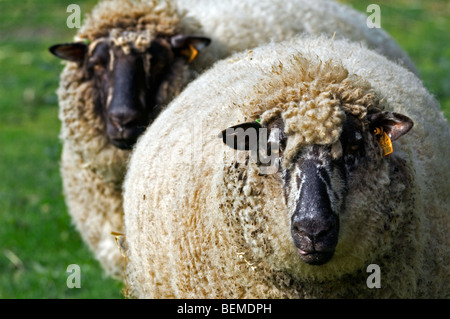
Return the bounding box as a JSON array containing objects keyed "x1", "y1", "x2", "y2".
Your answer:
[
  {"x1": 0, "y1": 0, "x2": 123, "y2": 299},
  {"x1": 0, "y1": 0, "x2": 448, "y2": 299}
]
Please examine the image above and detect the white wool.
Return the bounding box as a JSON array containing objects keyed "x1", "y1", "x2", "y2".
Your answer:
[
  {"x1": 176, "y1": 0, "x2": 417, "y2": 74},
  {"x1": 123, "y1": 36, "x2": 449, "y2": 298}
]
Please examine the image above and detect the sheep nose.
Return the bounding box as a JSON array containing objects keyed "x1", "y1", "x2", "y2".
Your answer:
[
  {"x1": 107, "y1": 107, "x2": 146, "y2": 150},
  {"x1": 291, "y1": 215, "x2": 338, "y2": 266},
  {"x1": 109, "y1": 109, "x2": 139, "y2": 131},
  {"x1": 291, "y1": 212, "x2": 338, "y2": 253},
  {"x1": 292, "y1": 218, "x2": 335, "y2": 244}
]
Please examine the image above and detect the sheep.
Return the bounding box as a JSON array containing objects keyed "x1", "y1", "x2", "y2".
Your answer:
[
  {"x1": 177, "y1": 0, "x2": 418, "y2": 74},
  {"x1": 123, "y1": 35, "x2": 450, "y2": 298},
  {"x1": 50, "y1": 0, "x2": 418, "y2": 279},
  {"x1": 51, "y1": 0, "x2": 211, "y2": 278}
]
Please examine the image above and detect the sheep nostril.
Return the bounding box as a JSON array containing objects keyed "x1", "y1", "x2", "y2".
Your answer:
[
  {"x1": 292, "y1": 219, "x2": 336, "y2": 244},
  {"x1": 292, "y1": 222, "x2": 302, "y2": 235},
  {"x1": 111, "y1": 120, "x2": 124, "y2": 132},
  {"x1": 316, "y1": 226, "x2": 332, "y2": 239},
  {"x1": 292, "y1": 223, "x2": 311, "y2": 241},
  {"x1": 109, "y1": 114, "x2": 123, "y2": 127},
  {"x1": 109, "y1": 113, "x2": 140, "y2": 131}
]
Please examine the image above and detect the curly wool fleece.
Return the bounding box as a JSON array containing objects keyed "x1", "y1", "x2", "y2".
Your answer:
[
  {"x1": 59, "y1": 0, "x2": 421, "y2": 280},
  {"x1": 76, "y1": 0, "x2": 188, "y2": 42},
  {"x1": 123, "y1": 36, "x2": 449, "y2": 298},
  {"x1": 248, "y1": 58, "x2": 380, "y2": 164}
]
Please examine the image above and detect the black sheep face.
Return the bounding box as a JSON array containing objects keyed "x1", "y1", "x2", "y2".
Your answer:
[{"x1": 50, "y1": 35, "x2": 210, "y2": 150}]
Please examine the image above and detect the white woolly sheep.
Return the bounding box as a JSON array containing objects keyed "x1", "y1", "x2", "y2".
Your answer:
[
  {"x1": 50, "y1": 0, "x2": 418, "y2": 278},
  {"x1": 177, "y1": 0, "x2": 418, "y2": 74},
  {"x1": 123, "y1": 36, "x2": 450, "y2": 298}
]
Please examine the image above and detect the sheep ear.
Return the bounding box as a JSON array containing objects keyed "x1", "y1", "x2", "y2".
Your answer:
[
  {"x1": 170, "y1": 35, "x2": 211, "y2": 63},
  {"x1": 49, "y1": 42, "x2": 88, "y2": 63},
  {"x1": 367, "y1": 111, "x2": 414, "y2": 141},
  {"x1": 219, "y1": 121, "x2": 264, "y2": 150}
]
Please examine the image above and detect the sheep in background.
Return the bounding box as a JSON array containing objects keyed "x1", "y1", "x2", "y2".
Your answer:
[
  {"x1": 177, "y1": 0, "x2": 418, "y2": 74},
  {"x1": 123, "y1": 36, "x2": 449, "y2": 298},
  {"x1": 50, "y1": 0, "x2": 210, "y2": 278},
  {"x1": 50, "y1": 0, "x2": 418, "y2": 278}
]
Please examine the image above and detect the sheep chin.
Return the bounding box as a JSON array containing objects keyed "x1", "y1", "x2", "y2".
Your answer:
[{"x1": 109, "y1": 138, "x2": 135, "y2": 150}]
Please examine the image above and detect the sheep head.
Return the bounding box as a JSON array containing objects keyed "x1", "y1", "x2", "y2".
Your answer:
[
  {"x1": 50, "y1": 33, "x2": 210, "y2": 149},
  {"x1": 221, "y1": 110, "x2": 413, "y2": 266}
]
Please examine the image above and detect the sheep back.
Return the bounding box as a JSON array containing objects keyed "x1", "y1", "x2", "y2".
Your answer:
[{"x1": 177, "y1": 0, "x2": 418, "y2": 74}]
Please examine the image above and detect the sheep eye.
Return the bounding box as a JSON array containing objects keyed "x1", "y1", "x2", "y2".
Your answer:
[
  {"x1": 343, "y1": 135, "x2": 364, "y2": 158},
  {"x1": 349, "y1": 144, "x2": 359, "y2": 151},
  {"x1": 85, "y1": 56, "x2": 108, "y2": 79},
  {"x1": 343, "y1": 142, "x2": 360, "y2": 155},
  {"x1": 93, "y1": 65, "x2": 105, "y2": 73},
  {"x1": 88, "y1": 57, "x2": 105, "y2": 70}
]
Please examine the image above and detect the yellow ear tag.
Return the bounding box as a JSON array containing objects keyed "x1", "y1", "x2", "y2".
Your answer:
[
  {"x1": 380, "y1": 132, "x2": 393, "y2": 156},
  {"x1": 374, "y1": 127, "x2": 393, "y2": 157},
  {"x1": 181, "y1": 44, "x2": 198, "y2": 63}
]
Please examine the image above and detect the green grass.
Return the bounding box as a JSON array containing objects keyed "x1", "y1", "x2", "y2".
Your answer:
[
  {"x1": 0, "y1": 0, "x2": 123, "y2": 299},
  {"x1": 0, "y1": 0, "x2": 448, "y2": 299}
]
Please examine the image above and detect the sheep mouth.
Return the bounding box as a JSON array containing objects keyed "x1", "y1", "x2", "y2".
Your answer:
[
  {"x1": 109, "y1": 137, "x2": 137, "y2": 150},
  {"x1": 106, "y1": 121, "x2": 147, "y2": 150},
  {"x1": 296, "y1": 248, "x2": 335, "y2": 265},
  {"x1": 108, "y1": 127, "x2": 146, "y2": 150}
]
